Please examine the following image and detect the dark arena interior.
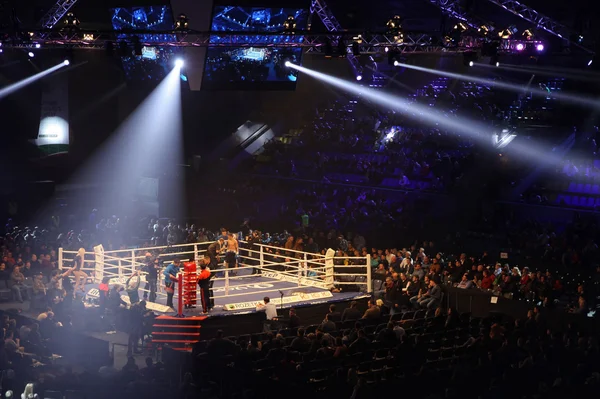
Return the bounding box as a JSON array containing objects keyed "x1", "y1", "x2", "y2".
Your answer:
[{"x1": 1, "y1": 0, "x2": 600, "y2": 398}]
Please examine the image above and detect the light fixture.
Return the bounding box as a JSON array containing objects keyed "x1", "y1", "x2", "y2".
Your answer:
[
  {"x1": 175, "y1": 58, "x2": 184, "y2": 68},
  {"x1": 284, "y1": 61, "x2": 291, "y2": 67},
  {"x1": 356, "y1": 75, "x2": 362, "y2": 81},
  {"x1": 468, "y1": 61, "x2": 474, "y2": 67},
  {"x1": 522, "y1": 29, "x2": 534, "y2": 40},
  {"x1": 175, "y1": 14, "x2": 189, "y2": 31},
  {"x1": 283, "y1": 15, "x2": 296, "y2": 33},
  {"x1": 499, "y1": 25, "x2": 517, "y2": 39},
  {"x1": 83, "y1": 33, "x2": 94, "y2": 41},
  {"x1": 28, "y1": 52, "x2": 34, "y2": 58},
  {"x1": 386, "y1": 15, "x2": 403, "y2": 42},
  {"x1": 63, "y1": 12, "x2": 80, "y2": 29},
  {"x1": 536, "y1": 43, "x2": 544, "y2": 52},
  {"x1": 63, "y1": 59, "x2": 70, "y2": 66},
  {"x1": 478, "y1": 25, "x2": 492, "y2": 36},
  {"x1": 588, "y1": 59, "x2": 593, "y2": 66},
  {"x1": 393, "y1": 60, "x2": 400, "y2": 67},
  {"x1": 516, "y1": 43, "x2": 525, "y2": 51},
  {"x1": 495, "y1": 61, "x2": 500, "y2": 67}
]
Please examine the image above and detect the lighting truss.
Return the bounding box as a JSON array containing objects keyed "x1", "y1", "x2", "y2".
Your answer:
[
  {"x1": 426, "y1": 0, "x2": 481, "y2": 30},
  {"x1": 310, "y1": 0, "x2": 362, "y2": 76},
  {"x1": 39, "y1": 0, "x2": 80, "y2": 29},
  {"x1": 0, "y1": 30, "x2": 470, "y2": 54},
  {"x1": 483, "y1": 0, "x2": 593, "y2": 54}
]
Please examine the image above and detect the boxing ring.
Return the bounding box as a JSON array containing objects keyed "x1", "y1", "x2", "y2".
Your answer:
[{"x1": 58, "y1": 242, "x2": 372, "y2": 316}]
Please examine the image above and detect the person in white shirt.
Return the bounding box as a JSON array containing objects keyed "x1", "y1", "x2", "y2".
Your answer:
[
  {"x1": 256, "y1": 296, "x2": 278, "y2": 319},
  {"x1": 256, "y1": 296, "x2": 278, "y2": 332}
]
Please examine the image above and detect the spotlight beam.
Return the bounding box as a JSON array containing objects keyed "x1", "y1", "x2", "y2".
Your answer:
[
  {"x1": 0, "y1": 62, "x2": 67, "y2": 100},
  {"x1": 395, "y1": 61, "x2": 600, "y2": 110},
  {"x1": 286, "y1": 62, "x2": 566, "y2": 167},
  {"x1": 487, "y1": 63, "x2": 600, "y2": 83}
]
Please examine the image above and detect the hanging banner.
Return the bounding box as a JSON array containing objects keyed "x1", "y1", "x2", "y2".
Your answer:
[{"x1": 33, "y1": 73, "x2": 69, "y2": 156}]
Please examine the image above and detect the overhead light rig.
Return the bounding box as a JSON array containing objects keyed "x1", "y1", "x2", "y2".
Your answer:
[{"x1": 0, "y1": 29, "x2": 471, "y2": 54}]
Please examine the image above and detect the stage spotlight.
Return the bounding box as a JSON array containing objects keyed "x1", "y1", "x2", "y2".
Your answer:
[
  {"x1": 284, "y1": 61, "x2": 292, "y2": 67},
  {"x1": 496, "y1": 61, "x2": 500, "y2": 67},
  {"x1": 499, "y1": 25, "x2": 517, "y2": 39},
  {"x1": 35, "y1": 43, "x2": 41, "y2": 49},
  {"x1": 284, "y1": 15, "x2": 297, "y2": 33},
  {"x1": 536, "y1": 43, "x2": 544, "y2": 52},
  {"x1": 63, "y1": 59, "x2": 70, "y2": 66},
  {"x1": 63, "y1": 12, "x2": 80, "y2": 29},
  {"x1": 393, "y1": 60, "x2": 400, "y2": 67},
  {"x1": 469, "y1": 61, "x2": 474, "y2": 67},
  {"x1": 28, "y1": 52, "x2": 34, "y2": 58},
  {"x1": 522, "y1": 29, "x2": 534, "y2": 40},
  {"x1": 356, "y1": 75, "x2": 362, "y2": 81},
  {"x1": 588, "y1": 59, "x2": 593, "y2": 66},
  {"x1": 175, "y1": 14, "x2": 189, "y2": 31},
  {"x1": 516, "y1": 43, "x2": 525, "y2": 51},
  {"x1": 175, "y1": 59, "x2": 184, "y2": 68}
]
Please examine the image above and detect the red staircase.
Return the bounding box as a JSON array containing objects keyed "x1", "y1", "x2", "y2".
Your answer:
[{"x1": 151, "y1": 315, "x2": 207, "y2": 352}]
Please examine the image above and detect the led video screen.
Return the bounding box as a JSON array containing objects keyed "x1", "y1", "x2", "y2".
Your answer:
[
  {"x1": 111, "y1": 6, "x2": 187, "y2": 85},
  {"x1": 203, "y1": 6, "x2": 309, "y2": 90}
]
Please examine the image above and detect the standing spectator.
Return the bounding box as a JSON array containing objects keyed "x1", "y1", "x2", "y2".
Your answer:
[{"x1": 342, "y1": 301, "x2": 362, "y2": 321}]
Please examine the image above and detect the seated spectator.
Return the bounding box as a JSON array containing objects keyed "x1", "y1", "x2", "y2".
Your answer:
[
  {"x1": 416, "y1": 279, "x2": 442, "y2": 310},
  {"x1": 348, "y1": 329, "x2": 370, "y2": 354},
  {"x1": 316, "y1": 339, "x2": 334, "y2": 359},
  {"x1": 326, "y1": 304, "x2": 341, "y2": 322},
  {"x1": 457, "y1": 273, "x2": 474, "y2": 289},
  {"x1": 333, "y1": 336, "x2": 348, "y2": 358},
  {"x1": 288, "y1": 307, "x2": 301, "y2": 328},
  {"x1": 10, "y1": 265, "x2": 28, "y2": 303},
  {"x1": 341, "y1": 301, "x2": 361, "y2": 321},
  {"x1": 316, "y1": 313, "x2": 335, "y2": 332},
  {"x1": 122, "y1": 356, "x2": 139, "y2": 373},
  {"x1": 362, "y1": 300, "x2": 381, "y2": 319},
  {"x1": 290, "y1": 328, "x2": 310, "y2": 352},
  {"x1": 206, "y1": 330, "x2": 237, "y2": 358},
  {"x1": 377, "y1": 322, "x2": 397, "y2": 344},
  {"x1": 480, "y1": 269, "x2": 495, "y2": 290}
]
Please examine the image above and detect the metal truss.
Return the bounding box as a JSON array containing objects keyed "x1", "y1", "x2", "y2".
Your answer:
[
  {"x1": 484, "y1": 0, "x2": 593, "y2": 54},
  {"x1": 310, "y1": 0, "x2": 362, "y2": 76},
  {"x1": 310, "y1": 0, "x2": 343, "y2": 32},
  {"x1": 39, "y1": 0, "x2": 80, "y2": 29},
  {"x1": 426, "y1": 0, "x2": 481, "y2": 30},
  {"x1": 0, "y1": 30, "x2": 467, "y2": 54}
]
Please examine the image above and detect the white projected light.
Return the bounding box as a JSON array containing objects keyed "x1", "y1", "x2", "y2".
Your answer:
[
  {"x1": 63, "y1": 60, "x2": 70, "y2": 66},
  {"x1": 174, "y1": 59, "x2": 184, "y2": 68}
]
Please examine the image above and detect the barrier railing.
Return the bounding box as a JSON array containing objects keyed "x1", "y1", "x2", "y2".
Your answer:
[{"x1": 58, "y1": 240, "x2": 372, "y2": 308}]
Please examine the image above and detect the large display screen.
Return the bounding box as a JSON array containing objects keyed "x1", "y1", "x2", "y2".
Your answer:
[
  {"x1": 110, "y1": 6, "x2": 187, "y2": 85},
  {"x1": 202, "y1": 6, "x2": 308, "y2": 90}
]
